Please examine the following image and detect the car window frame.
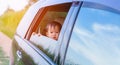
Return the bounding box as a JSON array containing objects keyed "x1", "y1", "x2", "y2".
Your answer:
[
  {"x1": 55, "y1": 1, "x2": 83, "y2": 65},
  {"x1": 24, "y1": 7, "x2": 61, "y2": 65},
  {"x1": 25, "y1": 7, "x2": 47, "y2": 40}
]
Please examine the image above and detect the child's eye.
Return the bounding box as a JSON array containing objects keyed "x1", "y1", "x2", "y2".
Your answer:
[{"x1": 50, "y1": 32, "x2": 53, "y2": 33}]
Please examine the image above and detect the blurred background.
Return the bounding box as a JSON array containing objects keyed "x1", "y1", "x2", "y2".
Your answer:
[{"x1": 0, "y1": 0, "x2": 38, "y2": 65}]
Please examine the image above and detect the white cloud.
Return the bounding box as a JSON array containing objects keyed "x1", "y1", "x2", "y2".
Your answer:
[
  {"x1": 93, "y1": 23, "x2": 120, "y2": 32},
  {"x1": 69, "y1": 24, "x2": 120, "y2": 65}
]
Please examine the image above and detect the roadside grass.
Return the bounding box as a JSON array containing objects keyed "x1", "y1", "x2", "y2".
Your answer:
[
  {"x1": 0, "y1": 9, "x2": 27, "y2": 39},
  {"x1": 0, "y1": 47, "x2": 9, "y2": 65}
]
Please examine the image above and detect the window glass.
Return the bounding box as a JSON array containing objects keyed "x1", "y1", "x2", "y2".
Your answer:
[
  {"x1": 29, "y1": 3, "x2": 72, "y2": 61},
  {"x1": 65, "y1": 4, "x2": 120, "y2": 65}
]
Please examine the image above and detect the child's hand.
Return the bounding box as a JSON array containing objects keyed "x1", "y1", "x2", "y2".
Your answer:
[
  {"x1": 38, "y1": 33, "x2": 42, "y2": 36},
  {"x1": 32, "y1": 32, "x2": 42, "y2": 36},
  {"x1": 32, "y1": 32, "x2": 37, "y2": 35}
]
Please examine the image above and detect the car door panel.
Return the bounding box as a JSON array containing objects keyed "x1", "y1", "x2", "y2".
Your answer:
[{"x1": 13, "y1": 35, "x2": 51, "y2": 65}]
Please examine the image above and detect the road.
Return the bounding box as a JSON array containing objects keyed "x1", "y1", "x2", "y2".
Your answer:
[{"x1": 0, "y1": 32, "x2": 12, "y2": 57}]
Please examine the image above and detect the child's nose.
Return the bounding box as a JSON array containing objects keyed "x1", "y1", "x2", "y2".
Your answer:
[{"x1": 52, "y1": 32, "x2": 56, "y2": 35}]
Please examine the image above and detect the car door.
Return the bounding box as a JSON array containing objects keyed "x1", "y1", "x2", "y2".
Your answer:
[
  {"x1": 64, "y1": 1, "x2": 120, "y2": 65},
  {"x1": 12, "y1": 2, "x2": 75, "y2": 65},
  {"x1": 12, "y1": 35, "x2": 51, "y2": 65}
]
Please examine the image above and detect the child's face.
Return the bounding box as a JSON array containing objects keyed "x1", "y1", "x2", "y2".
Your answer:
[{"x1": 46, "y1": 26, "x2": 60, "y2": 40}]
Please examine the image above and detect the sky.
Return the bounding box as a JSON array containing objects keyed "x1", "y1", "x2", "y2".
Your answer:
[{"x1": 0, "y1": 0, "x2": 29, "y2": 16}]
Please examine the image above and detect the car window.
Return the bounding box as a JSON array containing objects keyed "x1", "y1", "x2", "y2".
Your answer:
[
  {"x1": 65, "y1": 2, "x2": 120, "y2": 65},
  {"x1": 28, "y1": 3, "x2": 72, "y2": 62}
]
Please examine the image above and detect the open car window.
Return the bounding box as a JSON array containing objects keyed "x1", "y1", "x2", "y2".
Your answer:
[{"x1": 28, "y1": 3, "x2": 72, "y2": 62}]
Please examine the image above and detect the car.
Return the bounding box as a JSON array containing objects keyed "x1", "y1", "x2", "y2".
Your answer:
[{"x1": 10, "y1": 0, "x2": 120, "y2": 65}]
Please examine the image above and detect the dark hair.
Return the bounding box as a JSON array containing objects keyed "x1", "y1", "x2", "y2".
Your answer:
[{"x1": 43, "y1": 21, "x2": 62, "y2": 35}]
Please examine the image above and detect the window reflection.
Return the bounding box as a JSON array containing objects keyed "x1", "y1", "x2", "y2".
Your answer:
[
  {"x1": 65, "y1": 7, "x2": 120, "y2": 65},
  {"x1": 30, "y1": 34, "x2": 57, "y2": 54}
]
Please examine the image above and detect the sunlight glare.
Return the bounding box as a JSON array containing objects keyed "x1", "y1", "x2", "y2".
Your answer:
[
  {"x1": 0, "y1": 0, "x2": 29, "y2": 16},
  {"x1": 0, "y1": 0, "x2": 8, "y2": 15},
  {"x1": 8, "y1": 0, "x2": 28, "y2": 11}
]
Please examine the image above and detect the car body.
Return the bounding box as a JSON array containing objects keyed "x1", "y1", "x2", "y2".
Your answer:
[{"x1": 10, "y1": 0, "x2": 120, "y2": 65}]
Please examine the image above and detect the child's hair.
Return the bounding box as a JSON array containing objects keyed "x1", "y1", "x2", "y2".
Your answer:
[{"x1": 42, "y1": 21, "x2": 62, "y2": 35}]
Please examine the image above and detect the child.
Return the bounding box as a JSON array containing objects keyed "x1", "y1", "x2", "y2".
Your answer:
[
  {"x1": 43, "y1": 21, "x2": 62, "y2": 40},
  {"x1": 30, "y1": 21, "x2": 61, "y2": 54},
  {"x1": 32, "y1": 21, "x2": 61, "y2": 40}
]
